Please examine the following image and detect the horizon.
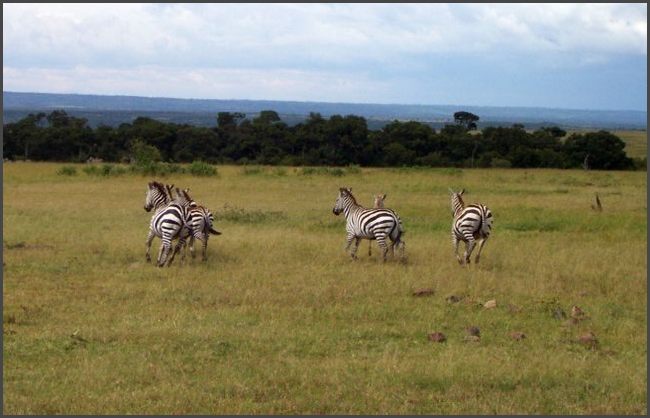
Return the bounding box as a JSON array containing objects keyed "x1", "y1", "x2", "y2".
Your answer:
[
  {"x1": 4, "y1": 90, "x2": 647, "y2": 114},
  {"x1": 3, "y1": 4, "x2": 647, "y2": 112}
]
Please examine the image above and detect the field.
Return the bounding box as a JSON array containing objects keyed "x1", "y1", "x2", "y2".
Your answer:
[
  {"x1": 615, "y1": 130, "x2": 648, "y2": 160},
  {"x1": 3, "y1": 163, "x2": 647, "y2": 414}
]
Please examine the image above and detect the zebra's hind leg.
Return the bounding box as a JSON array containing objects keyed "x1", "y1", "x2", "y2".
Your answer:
[
  {"x1": 474, "y1": 237, "x2": 488, "y2": 264},
  {"x1": 189, "y1": 235, "x2": 196, "y2": 259},
  {"x1": 157, "y1": 241, "x2": 170, "y2": 267},
  {"x1": 452, "y1": 234, "x2": 463, "y2": 264},
  {"x1": 376, "y1": 234, "x2": 389, "y2": 262},
  {"x1": 200, "y1": 234, "x2": 208, "y2": 262},
  {"x1": 145, "y1": 230, "x2": 155, "y2": 263},
  {"x1": 167, "y1": 238, "x2": 186, "y2": 267},
  {"x1": 463, "y1": 239, "x2": 476, "y2": 265}
]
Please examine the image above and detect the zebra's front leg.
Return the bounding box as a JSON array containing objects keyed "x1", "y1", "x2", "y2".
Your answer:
[
  {"x1": 350, "y1": 237, "x2": 361, "y2": 260},
  {"x1": 474, "y1": 238, "x2": 488, "y2": 264},
  {"x1": 145, "y1": 229, "x2": 155, "y2": 263},
  {"x1": 344, "y1": 233, "x2": 355, "y2": 257}
]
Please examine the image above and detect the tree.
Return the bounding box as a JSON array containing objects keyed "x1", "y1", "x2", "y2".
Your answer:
[
  {"x1": 562, "y1": 131, "x2": 633, "y2": 170},
  {"x1": 453, "y1": 111, "x2": 480, "y2": 130},
  {"x1": 217, "y1": 112, "x2": 245, "y2": 128}
]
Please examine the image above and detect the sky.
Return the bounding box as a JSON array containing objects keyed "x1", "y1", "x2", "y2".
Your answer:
[{"x1": 3, "y1": 3, "x2": 647, "y2": 111}]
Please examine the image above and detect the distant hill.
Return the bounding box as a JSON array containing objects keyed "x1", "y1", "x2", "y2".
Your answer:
[{"x1": 3, "y1": 91, "x2": 647, "y2": 130}]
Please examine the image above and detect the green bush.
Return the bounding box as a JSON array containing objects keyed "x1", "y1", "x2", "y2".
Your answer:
[
  {"x1": 83, "y1": 164, "x2": 127, "y2": 177},
  {"x1": 57, "y1": 166, "x2": 77, "y2": 176},
  {"x1": 188, "y1": 161, "x2": 218, "y2": 177}
]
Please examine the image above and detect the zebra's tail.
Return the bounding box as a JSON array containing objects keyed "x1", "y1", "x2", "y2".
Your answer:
[{"x1": 209, "y1": 226, "x2": 222, "y2": 235}]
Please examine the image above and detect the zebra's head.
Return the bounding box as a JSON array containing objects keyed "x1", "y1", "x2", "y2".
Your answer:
[
  {"x1": 449, "y1": 188, "x2": 466, "y2": 216},
  {"x1": 144, "y1": 181, "x2": 169, "y2": 212},
  {"x1": 333, "y1": 187, "x2": 354, "y2": 215},
  {"x1": 373, "y1": 194, "x2": 387, "y2": 208},
  {"x1": 177, "y1": 188, "x2": 198, "y2": 207}
]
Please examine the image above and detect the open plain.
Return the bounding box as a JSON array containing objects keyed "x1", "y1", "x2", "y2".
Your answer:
[{"x1": 2, "y1": 163, "x2": 647, "y2": 414}]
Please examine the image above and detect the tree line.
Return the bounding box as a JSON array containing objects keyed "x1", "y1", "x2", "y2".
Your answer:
[{"x1": 2, "y1": 109, "x2": 641, "y2": 170}]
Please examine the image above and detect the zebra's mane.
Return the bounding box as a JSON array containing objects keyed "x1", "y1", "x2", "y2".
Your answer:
[
  {"x1": 149, "y1": 181, "x2": 168, "y2": 197},
  {"x1": 340, "y1": 188, "x2": 358, "y2": 205}
]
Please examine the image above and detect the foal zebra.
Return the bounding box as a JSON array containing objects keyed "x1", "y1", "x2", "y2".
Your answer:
[
  {"x1": 449, "y1": 188, "x2": 493, "y2": 265},
  {"x1": 368, "y1": 194, "x2": 387, "y2": 257},
  {"x1": 144, "y1": 182, "x2": 190, "y2": 267},
  {"x1": 171, "y1": 188, "x2": 221, "y2": 262},
  {"x1": 333, "y1": 187, "x2": 405, "y2": 262}
]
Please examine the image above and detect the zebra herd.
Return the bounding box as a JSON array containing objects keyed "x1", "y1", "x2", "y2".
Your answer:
[
  {"x1": 143, "y1": 180, "x2": 493, "y2": 267},
  {"x1": 144, "y1": 181, "x2": 221, "y2": 267},
  {"x1": 332, "y1": 187, "x2": 493, "y2": 264}
]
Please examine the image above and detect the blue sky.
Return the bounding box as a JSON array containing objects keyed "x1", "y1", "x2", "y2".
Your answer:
[{"x1": 3, "y1": 3, "x2": 647, "y2": 111}]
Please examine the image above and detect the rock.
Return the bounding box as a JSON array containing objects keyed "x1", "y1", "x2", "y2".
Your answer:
[
  {"x1": 413, "y1": 288, "x2": 435, "y2": 297},
  {"x1": 483, "y1": 299, "x2": 497, "y2": 309},
  {"x1": 428, "y1": 332, "x2": 446, "y2": 343},
  {"x1": 466, "y1": 326, "x2": 481, "y2": 337},
  {"x1": 446, "y1": 295, "x2": 463, "y2": 303},
  {"x1": 509, "y1": 331, "x2": 526, "y2": 341},
  {"x1": 464, "y1": 335, "x2": 481, "y2": 343}
]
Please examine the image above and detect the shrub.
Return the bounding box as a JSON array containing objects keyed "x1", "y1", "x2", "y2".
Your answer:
[
  {"x1": 57, "y1": 166, "x2": 77, "y2": 176},
  {"x1": 491, "y1": 158, "x2": 512, "y2": 168},
  {"x1": 188, "y1": 161, "x2": 218, "y2": 177}
]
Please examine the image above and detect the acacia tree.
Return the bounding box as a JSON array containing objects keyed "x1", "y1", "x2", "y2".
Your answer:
[{"x1": 453, "y1": 111, "x2": 480, "y2": 130}]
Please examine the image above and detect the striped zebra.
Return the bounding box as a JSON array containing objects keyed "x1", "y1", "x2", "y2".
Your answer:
[
  {"x1": 144, "y1": 182, "x2": 190, "y2": 267},
  {"x1": 171, "y1": 188, "x2": 221, "y2": 262},
  {"x1": 332, "y1": 187, "x2": 405, "y2": 262},
  {"x1": 449, "y1": 188, "x2": 493, "y2": 265},
  {"x1": 368, "y1": 193, "x2": 386, "y2": 257}
]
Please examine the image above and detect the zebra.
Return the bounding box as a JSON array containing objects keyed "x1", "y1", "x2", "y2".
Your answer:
[
  {"x1": 449, "y1": 188, "x2": 493, "y2": 265},
  {"x1": 332, "y1": 187, "x2": 405, "y2": 262},
  {"x1": 170, "y1": 188, "x2": 221, "y2": 262},
  {"x1": 368, "y1": 193, "x2": 386, "y2": 257},
  {"x1": 144, "y1": 182, "x2": 191, "y2": 267}
]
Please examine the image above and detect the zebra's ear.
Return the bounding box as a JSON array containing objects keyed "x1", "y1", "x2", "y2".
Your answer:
[
  {"x1": 382, "y1": 194, "x2": 387, "y2": 200},
  {"x1": 460, "y1": 189, "x2": 465, "y2": 195},
  {"x1": 347, "y1": 187, "x2": 352, "y2": 193}
]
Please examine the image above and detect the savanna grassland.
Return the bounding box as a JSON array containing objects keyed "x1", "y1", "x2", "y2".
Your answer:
[{"x1": 3, "y1": 162, "x2": 647, "y2": 414}]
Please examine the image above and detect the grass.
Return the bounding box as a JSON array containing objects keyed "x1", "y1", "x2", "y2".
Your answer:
[
  {"x1": 614, "y1": 130, "x2": 647, "y2": 160},
  {"x1": 3, "y1": 162, "x2": 647, "y2": 414}
]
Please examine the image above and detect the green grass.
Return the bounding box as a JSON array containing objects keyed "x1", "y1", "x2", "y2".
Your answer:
[{"x1": 3, "y1": 163, "x2": 647, "y2": 414}]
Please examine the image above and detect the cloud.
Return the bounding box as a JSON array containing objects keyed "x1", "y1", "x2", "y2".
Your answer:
[
  {"x1": 4, "y1": 3, "x2": 646, "y2": 70},
  {"x1": 2, "y1": 3, "x2": 646, "y2": 110}
]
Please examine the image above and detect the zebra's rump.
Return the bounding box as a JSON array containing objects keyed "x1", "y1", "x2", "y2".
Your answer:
[
  {"x1": 151, "y1": 203, "x2": 187, "y2": 237},
  {"x1": 453, "y1": 204, "x2": 492, "y2": 240}
]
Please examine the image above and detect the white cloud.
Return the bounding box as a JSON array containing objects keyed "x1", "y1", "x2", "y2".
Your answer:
[{"x1": 3, "y1": 3, "x2": 646, "y2": 70}]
